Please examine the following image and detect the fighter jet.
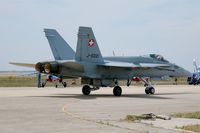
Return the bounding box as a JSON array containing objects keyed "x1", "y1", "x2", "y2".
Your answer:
[
  {"x1": 188, "y1": 59, "x2": 200, "y2": 85},
  {"x1": 10, "y1": 27, "x2": 191, "y2": 96}
]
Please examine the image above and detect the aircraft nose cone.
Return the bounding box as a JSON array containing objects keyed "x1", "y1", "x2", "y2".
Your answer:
[
  {"x1": 182, "y1": 69, "x2": 192, "y2": 77},
  {"x1": 175, "y1": 65, "x2": 192, "y2": 77}
]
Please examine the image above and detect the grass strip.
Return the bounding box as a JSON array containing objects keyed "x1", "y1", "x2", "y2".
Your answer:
[
  {"x1": 125, "y1": 114, "x2": 156, "y2": 122},
  {"x1": 171, "y1": 112, "x2": 200, "y2": 119},
  {"x1": 177, "y1": 124, "x2": 200, "y2": 133}
]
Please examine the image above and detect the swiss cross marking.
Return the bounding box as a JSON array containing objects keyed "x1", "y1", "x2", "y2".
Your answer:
[{"x1": 88, "y1": 39, "x2": 95, "y2": 47}]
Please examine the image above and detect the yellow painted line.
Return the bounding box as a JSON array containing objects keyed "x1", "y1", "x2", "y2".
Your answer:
[{"x1": 61, "y1": 102, "x2": 136, "y2": 132}]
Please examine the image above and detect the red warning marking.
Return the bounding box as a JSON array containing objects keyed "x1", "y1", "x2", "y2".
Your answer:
[{"x1": 88, "y1": 39, "x2": 95, "y2": 47}]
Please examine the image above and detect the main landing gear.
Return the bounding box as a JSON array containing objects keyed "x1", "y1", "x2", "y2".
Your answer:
[{"x1": 82, "y1": 85, "x2": 122, "y2": 96}]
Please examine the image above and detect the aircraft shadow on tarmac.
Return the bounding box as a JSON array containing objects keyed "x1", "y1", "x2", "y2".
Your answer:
[
  {"x1": 155, "y1": 92, "x2": 196, "y2": 96},
  {"x1": 29, "y1": 93, "x2": 177, "y2": 100}
]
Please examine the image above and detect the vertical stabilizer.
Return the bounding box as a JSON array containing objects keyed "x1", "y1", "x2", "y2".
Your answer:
[
  {"x1": 193, "y1": 59, "x2": 198, "y2": 72},
  {"x1": 44, "y1": 29, "x2": 75, "y2": 60},
  {"x1": 75, "y1": 27, "x2": 104, "y2": 63}
]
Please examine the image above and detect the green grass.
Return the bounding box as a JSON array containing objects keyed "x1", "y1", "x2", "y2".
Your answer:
[
  {"x1": 0, "y1": 76, "x2": 37, "y2": 87},
  {"x1": 172, "y1": 112, "x2": 200, "y2": 132},
  {"x1": 0, "y1": 76, "x2": 81, "y2": 87},
  {"x1": 177, "y1": 124, "x2": 200, "y2": 133},
  {"x1": 125, "y1": 115, "x2": 143, "y2": 122},
  {"x1": 171, "y1": 112, "x2": 200, "y2": 119},
  {"x1": 125, "y1": 114, "x2": 155, "y2": 122}
]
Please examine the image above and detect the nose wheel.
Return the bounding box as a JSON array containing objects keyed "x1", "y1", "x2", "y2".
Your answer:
[
  {"x1": 145, "y1": 87, "x2": 155, "y2": 94},
  {"x1": 140, "y1": 77, "x2": 156, "y2": 95}
]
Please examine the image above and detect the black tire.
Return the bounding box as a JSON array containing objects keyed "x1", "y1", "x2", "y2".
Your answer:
[
  {"x1": 145, "y1": 87, "x2": 150, "y2": 94},
  {"x1": 63, "y1": 82, "x2": 67, "y2": 88},
  {"x1": 189, "y1": 82, "x2": 193, "y2": 85},
  {"x1": 149, "y1": 87, "x2": 155, "y2": 94},
  {"x1": 82, "y1": 85, "x2": 91, "y2": 95},
  {"x1": 55, "y1": 85, "x2": 58, "y2": 88},
  {"x1": 113, "y1": 86, "x2": 122, "y2": 96}
]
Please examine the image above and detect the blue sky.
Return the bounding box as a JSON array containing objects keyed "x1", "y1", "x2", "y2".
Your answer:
[{"x1": 1, "y1": 0, "x2": 200, "y2": 71}]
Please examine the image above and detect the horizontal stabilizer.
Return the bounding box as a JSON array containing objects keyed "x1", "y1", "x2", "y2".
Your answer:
[
  {"x1": 9, "y1": 62, "x2": 35, "y2": 68},
  {"x1": 193, "y1": 59, "x2": 198, "y2": 72}
]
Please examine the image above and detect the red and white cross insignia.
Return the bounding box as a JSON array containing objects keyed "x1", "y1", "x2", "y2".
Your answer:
[{"x1": 88, "y1": 39, "x2": 95, "y2": 47}]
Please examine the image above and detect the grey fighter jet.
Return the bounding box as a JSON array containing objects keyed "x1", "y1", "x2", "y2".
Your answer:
[{"x1": 10, "y1": 27, "x2": 191, "y2": 96}]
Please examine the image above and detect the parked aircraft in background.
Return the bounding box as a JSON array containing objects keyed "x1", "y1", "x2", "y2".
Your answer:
[
  {"x1": 10, "y1": 27, "x2": 191, "y2": 96},
  {"x1": 188, "y1": 59, "x2": 200, "y2": 85},
  {"x1": 41, "y1": 74, "x2": 67, "y2": 88}
]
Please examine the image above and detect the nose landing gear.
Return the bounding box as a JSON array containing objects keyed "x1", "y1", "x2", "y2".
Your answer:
[
  {"x1": 141, "y1": 78, "x2": 155, "y2": 95},
  {"x1": 145, "y1": 86, "x2": 155, "y2": 94}
]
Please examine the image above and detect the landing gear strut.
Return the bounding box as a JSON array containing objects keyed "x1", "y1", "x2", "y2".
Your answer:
[
  {"x1": 37, "y1": 73, "x2": 41, "y2": 88},
  {"x1": 41, "y1": 82, "x2": 46, "y2": 87},
  {"x1": 127, "y1": 79, "x2": 132, "y2": 87},
  {"x1": 62, "y1": 82, "x2": 67, "y2": 88}
]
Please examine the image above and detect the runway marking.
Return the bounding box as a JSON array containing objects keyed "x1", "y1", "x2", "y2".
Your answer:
[{"x1": 62, "y1": 102, "x2": 142, "y2": 132}]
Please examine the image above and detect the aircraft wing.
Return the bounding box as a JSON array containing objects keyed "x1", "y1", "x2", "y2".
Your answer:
[
  {"x1": 98, "y1": 61, "x2": 137, "y2": 68},
  {"x1": 97, "y1": 61, "x2": 170, "y2": 69},
  {"x1": 10, "y1": 61, "x2": 84, "y2": 72},
  {"x1": 9, "y1": 62, "x2": 35, "y2": 68},
  {"x1": 139, "y1": 63, "x2": 170, "y2": 68}
]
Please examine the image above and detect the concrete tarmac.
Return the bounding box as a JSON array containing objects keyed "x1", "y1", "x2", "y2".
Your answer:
[{"x1": 0, "y1": 85, "x2": 200, "y2": 133}]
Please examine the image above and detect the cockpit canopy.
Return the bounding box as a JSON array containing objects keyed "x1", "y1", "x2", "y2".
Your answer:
[{"x1": 149, "y1": 54, "x2": 169, "y2": 62}]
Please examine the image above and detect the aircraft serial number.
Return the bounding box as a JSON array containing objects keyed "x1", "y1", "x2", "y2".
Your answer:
[{"x1": 87, "y1": 54, "x2": 99, "y2": 58}]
